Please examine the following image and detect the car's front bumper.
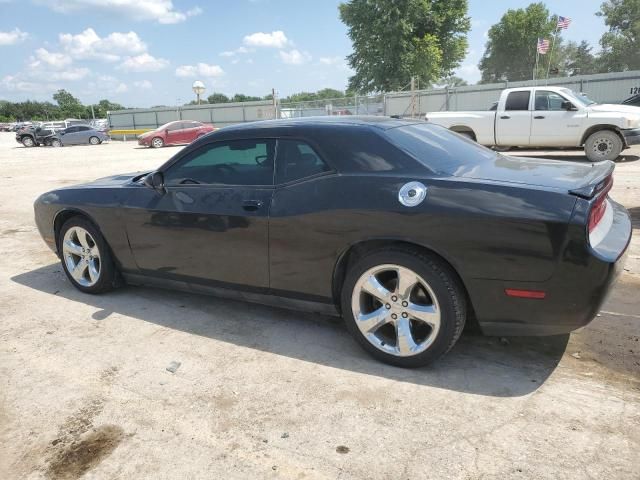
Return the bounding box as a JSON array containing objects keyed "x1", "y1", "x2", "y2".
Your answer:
[{"x1": 621, "y1": 127, "x2": 640, "y2": 146}]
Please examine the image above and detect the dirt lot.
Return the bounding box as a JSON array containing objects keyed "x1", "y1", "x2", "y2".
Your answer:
[{"x1": 0, "y1": 132, "x2": 638, "y2": 479}]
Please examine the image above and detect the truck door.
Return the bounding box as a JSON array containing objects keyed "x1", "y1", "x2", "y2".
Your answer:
[
  {"x1": 529, "y1": 90, "x2": 585, "y2": 147},
  {"x1": 495, "y1": 90, "x2": 532, "y2": 147}
]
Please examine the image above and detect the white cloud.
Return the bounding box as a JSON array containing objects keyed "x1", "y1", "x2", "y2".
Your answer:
[
  {"x1": 58, "y1": 28, "x2": 147, "y2": 62},
  {"x1": 29, "y1": 48, "x2": 73, "y2": 69},
  {"x1": 0, "y1": 28, "x2": 28, "y2": 46},
  {"x1": 133, "y1": 79, "x2": 153, "y2": 89},
  {"x1": 119, "y1": 53, "x2": 169, "y2": 72},
  {"x1": 319, "y1": 56, "x2": 342, "y2": 65},
  {"x1": 175, "y1": 62, "x2": 224, "y2": 78},
  {"x1": 455, "y1": 64, "x2": 481, "y2": 84},
  {"x1": 279, "y1": 49, "x2": 311, "y2": 65},
  {"x1": 243, "y1": 31, "x2": 288, "y2": 48},
  {"x1": 220, "y1": 46, "x2": 251, "y2": 57},
  {"x1": 115, "y1": 82, "x2": 128, "y2": 93},
  {"x1": 36, "y1": 0, "x2": 203, "y2": 24}
]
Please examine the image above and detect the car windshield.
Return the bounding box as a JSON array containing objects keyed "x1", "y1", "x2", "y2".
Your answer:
[
  {"x1": 564, "y1": 90, "x2": 597, "y2": 106},
  {"x1": 385, "y1": 122, "x2": 498, "y2": 174}
]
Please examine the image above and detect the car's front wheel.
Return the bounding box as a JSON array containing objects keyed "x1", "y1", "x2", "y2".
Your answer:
[
  {"x1": 22, "y1": 136, "x2": 35, "y2": 147},
  {"x1": 59, "y1": 217, "x2": 116, "y2": 294},
  {"x1": 341, "y1": 247, "x2": 466, "y2": 367},
  {"x1": 585, "y1": 130, "x2": 623, "y2": 162},
  {"x1": 151, "y1": 137, "x2": 164, "y2": 148},
  {"x1": 89, "y1": 136, "x2": 100, "y2": 145},
  {"x1": 51, "y1": 139, "x2": 62, "y2": 147}
]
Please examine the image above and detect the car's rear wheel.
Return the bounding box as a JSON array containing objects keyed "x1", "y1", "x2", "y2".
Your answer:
[
  {"x1": 59, "y1": 217, "x2": 116, "y2": 294},
  {"x1": 151, "y1": 137, "x2": 164, "y2": 148},
  {"x1": 22, "y1": 136, "x2": 35, "y2": 147},
  {"x1": 51, "y1": 139, "x2": 62, "y2": 147},
  {"x1": 89, "y1": 136, "x2": 100, "y2": 145},
  {"x1": 585, "y1": 130, "x2": 622, "y2": 162},
  {"x1": 341, "y1": 248, "x2": 466, "y2": 367}
]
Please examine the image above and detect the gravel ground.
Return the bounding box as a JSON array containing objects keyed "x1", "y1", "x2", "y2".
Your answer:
[{"x1": 0, "y1": 133, "x2": 638, "y2": 479}]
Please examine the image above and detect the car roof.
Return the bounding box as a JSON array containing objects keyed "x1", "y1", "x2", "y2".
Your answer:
[{"x1": 218, "y1": 115, "x2": 422, "y2": 133}]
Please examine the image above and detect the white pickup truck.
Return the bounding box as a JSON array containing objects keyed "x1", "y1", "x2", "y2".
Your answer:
[{"x1": 425, "y1": 86, "x2": 640, "y2": 161}]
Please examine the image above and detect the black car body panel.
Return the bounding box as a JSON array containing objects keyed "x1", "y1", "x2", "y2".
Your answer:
[{"x1": 34, "y1": 117, "x2": 632, "y2": 336}]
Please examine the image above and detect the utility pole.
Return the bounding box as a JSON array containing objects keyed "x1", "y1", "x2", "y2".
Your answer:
[
  {"x1": 412, "y1": 76, "x2": 418, "y2": 118},
  {"x1": 90, "y1": 105, "x2": 95, "y2": 120},
  {"x1": 272, "y1": 88, "x2": 278, "y2": 119}
]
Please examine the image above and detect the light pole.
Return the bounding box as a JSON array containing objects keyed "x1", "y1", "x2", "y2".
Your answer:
[{"x1": 192, "y1": 81, "x2": 206, "y2": 105}]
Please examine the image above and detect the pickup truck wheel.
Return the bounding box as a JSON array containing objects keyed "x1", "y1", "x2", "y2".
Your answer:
[
  {"x1": 585, "y1": 130, "x2": 622, "y2": 162},
  {"x1": 22, "y1": 136, "x2": 35, "y2": 147}
]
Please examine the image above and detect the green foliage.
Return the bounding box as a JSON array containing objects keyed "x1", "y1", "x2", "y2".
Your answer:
[
  {"x1": 231, "y1": 93, "x2": 263, "y2": 103},
  {"x1": 339, "y1": 0, "x2": 470, "y2": 93},
  {"x1": 207, "y1": 92, "x2": 231, "y2": 104},
  {"x1": 597, "y1": 0, "x2": 640, "y2": 71},
  {"x1": 479, "y1": 3, "x2": 557, "y2": 83},
  {"x1": 53, "y1": 89, "x2": 85, "y2": 118},
  {"x1": 556, "y1": 40, "x2": 599, "y2": 76}
]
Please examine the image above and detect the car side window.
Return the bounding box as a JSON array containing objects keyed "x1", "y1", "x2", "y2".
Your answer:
[
  {"x1": 166, "y1": 123, "x2": 183, "y2": 132},
  {"x1": 164, "y1": 139, "x2": 276, "y2": 186},
  {"x1": 276, "y1": 139, "x2": 331, "y2": 183},
  {"x1": 65, "y1": 126, "x2": 79, "y2": 133},
  {"x1": 78, "y1": 126, "x2": 90, "y2": 131},
  {"x1": 505, "y1": 91, "x2": 531, "y2": 111},
  {"x1": 535, "y1": 91, "x2": 567, "y2": 111}
]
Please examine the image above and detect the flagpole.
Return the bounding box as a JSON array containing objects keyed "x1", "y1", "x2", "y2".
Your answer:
[
  {"x1": 546, "y1": 16, "x2": 559, "y2": 83},
  {"x1": 534, "y1": 48, "x2": 539, "y2": 85}
]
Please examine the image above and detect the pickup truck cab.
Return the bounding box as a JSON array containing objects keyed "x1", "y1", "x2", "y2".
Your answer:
[{"x1": 426, "y1": 86, "x2": 640, "y2": 161}]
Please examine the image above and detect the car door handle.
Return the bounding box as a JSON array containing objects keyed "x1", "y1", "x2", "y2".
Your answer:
[
  {"x1": 242, "y1": 200, "x2": 263, "y2": 212},
  {"x1": 534, "y1": 115, "x2": 545, "y2": 119},
  {"x1": 500, "y1": 115, "x2": 510, "y2": 119}
]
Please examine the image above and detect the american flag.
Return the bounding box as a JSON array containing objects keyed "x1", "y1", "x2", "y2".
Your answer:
[
  {"x1": 537, "y1": 38, "x2": 550, "y2": 54},
  {"x1": 557, "y1": 16, "x2": 571, "y2": 29}
]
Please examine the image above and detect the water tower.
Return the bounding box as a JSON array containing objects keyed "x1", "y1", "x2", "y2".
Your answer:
[{"x1": 192, "y1": 80, "x2": 206, "y2": 105}]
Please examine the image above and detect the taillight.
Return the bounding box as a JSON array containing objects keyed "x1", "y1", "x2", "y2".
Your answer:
[{"x1": 588, "y1": 176, "x2": 613, "y2": 233}]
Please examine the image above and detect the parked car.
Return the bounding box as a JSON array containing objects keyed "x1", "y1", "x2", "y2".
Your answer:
[
  {"x1": 34, "y1": 117, "x2": 631, "y2": 367},
  {"x1": 0, "y1": 123, "x2": 11, "y2": 132},
  {"x1": 15, "y1": 125, "x2": 58, "y2": 147},
  {"x1": 90, "y1": 119, "x2": 110, "y2": 132},
  {"x1": 137, "y1": 120, "x2": 216, "y2": 148},
  {"x1": 622, "y1": 93, "x2": 640, "y2": 107},
  {"x1": 49, "y1": 125, "x2": 109, "y2": 147},
  {"x1": 425, "y1": 86, "x2": 640, "y2": 161}
]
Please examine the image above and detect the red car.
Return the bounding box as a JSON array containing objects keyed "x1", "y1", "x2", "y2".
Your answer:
[{"x1": 138, "y1": 120, "x2": 216, "y2": 148}]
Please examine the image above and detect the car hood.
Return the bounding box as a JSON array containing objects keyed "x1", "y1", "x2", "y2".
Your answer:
[
  {"x1": 588, "y1": 103, "x2": 640, "y2": 114},
  {"x1": 450, "y1": 155, "x2": 613, "y2": 192},
  {"x1": 70, "y1": 172, "x2": 147, "y2": 188}
]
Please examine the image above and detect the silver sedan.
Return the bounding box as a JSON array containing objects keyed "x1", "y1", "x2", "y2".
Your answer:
[{"x1": 50, "y1": 125, "x2": 110, "y2": 147}]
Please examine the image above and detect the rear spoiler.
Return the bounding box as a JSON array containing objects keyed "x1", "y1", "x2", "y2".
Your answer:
[{"x1": 569, "y1": 161, "x2": 615, "y2": 199}]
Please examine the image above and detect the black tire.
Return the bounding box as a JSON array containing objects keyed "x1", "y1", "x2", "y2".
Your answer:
[
  {"x1": 58, "y1": 216, "x2": 117, "y2": 294},
  {"x1": 584, "y1": 130, "x2": 623, "y2": 162},
  {"x1": 51, "y1": 139, "x2": 62, "y2": 147},
  {"x1": 22, "y1": 136, "x2": 35, "y2": 147},
  {"x1": 151, "y1": 137, "x2": 164, "y2": 148},
  {"x1": 341, "y1": 247, "x2": 466, "y2": 368},
  {"x1": 89, "y1": 136, "x2": 100, "y2": 145}
]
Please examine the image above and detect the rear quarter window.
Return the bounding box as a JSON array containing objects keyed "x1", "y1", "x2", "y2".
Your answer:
[
  {"x1": 384, "y1": 123, "x2": 497, "y2": 174},
  {"x1": 505, "y1": 91, "x2": 531, "y2": 111}
]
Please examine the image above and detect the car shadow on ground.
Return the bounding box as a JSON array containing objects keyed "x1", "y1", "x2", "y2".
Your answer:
[
  {"x1": 628, "y1": 206, "x2": 640, "y2": 230},
  {"x1": 12, "y1": 264, "x2": 570, "y2": 398}
]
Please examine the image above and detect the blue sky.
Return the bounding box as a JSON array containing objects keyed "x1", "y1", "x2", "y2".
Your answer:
[{"x1": 0, "y1": 0, "x2": 608, "y2": 107}]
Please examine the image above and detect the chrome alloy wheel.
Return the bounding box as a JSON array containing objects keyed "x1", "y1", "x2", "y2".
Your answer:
[
  {"x1": 62, "y1": 226, "x2": 101, "y2": 287},
  {"x1": 152, "y1": 137, "x2": 164, "y2": 148},
  {"x1": 592, "y1": 136, "x2": 614, "y2": 158},
  {"x1": 351, "y1": 264, "x2": 441, "y2": 357}
]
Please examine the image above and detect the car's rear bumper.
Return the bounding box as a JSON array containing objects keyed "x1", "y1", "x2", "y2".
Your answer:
[
  {"x1": 621, "y1": 127, "x2": 640, "y2": 146},
  {"x1": 469, "y1": 200, "x2": 631, "y2": 336}
]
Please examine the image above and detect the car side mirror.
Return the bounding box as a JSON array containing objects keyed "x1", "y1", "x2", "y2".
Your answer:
[
  {"x1": 143, "y1": 171, "x2": 165, "y2": 193},
  {"x1": 561, "y1": 101, "x2": 576, "y2": 111}
]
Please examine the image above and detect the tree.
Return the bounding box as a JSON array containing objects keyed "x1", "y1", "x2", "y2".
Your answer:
[
  {"x1": 557, "y1": 40, "x2": 599, "y2": 76},
  {"x1": 53, "y1": 89, "x2": 85, "y2": 118},
  {"x1": 207, "y1": 93, "x2": 230, "y2": 104},
  {"x1": 438, "y1": 75, "x2": 468, "y2": 87},
  {"x1": 231, "y1": 93, "x2": 262, "y2": 102},
  {"x1": 479, "y1": 3, "x2": 557, "y2": 83},
  {"x1": 339, "y1": 0, "x2": 470, "y2": 93},
  {"x1": 597, "y1": 0, "x2": 640, "y2": 71}
]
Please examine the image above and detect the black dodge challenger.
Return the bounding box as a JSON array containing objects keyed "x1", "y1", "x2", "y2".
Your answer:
[{"x1": 34, "y1": 117, "x2": 631, "y2": 367}]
